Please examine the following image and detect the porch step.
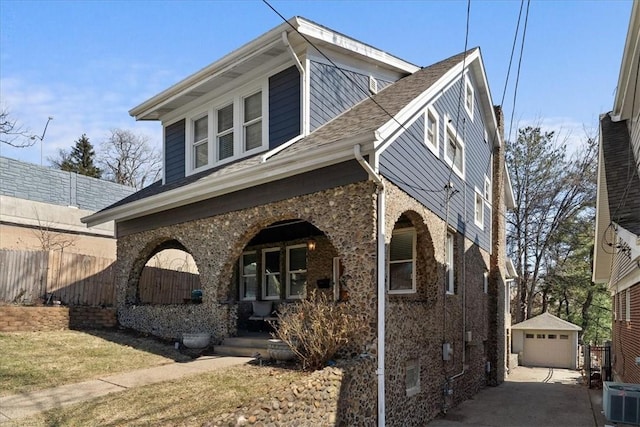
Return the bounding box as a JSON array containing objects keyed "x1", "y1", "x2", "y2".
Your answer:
[{"x1": 215, "y1": 335, "x2": 272, "y2": 358}]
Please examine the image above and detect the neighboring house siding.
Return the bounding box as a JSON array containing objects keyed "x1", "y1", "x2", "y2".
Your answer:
[
  {"x1": 379, "y1": 74, "x2": 492, "y2": 252},
  {"x1": 117, "y1": 159, "x2": 368, "y2": 237},
  {"x1": 309, "y1": 61, "x2": 371, "y2": 131},
  {"x1": 164, "y1": 119, "x2": 186, "y2": 184},
  {"x1": 0, "y1": 156, "x2": 135, "y2": 211},
  {"x1": 269, "y1": 65, "x2": 301, "y2": 149},
  {"x1": 613, "y1": 282, "x2": 640, "y2": 383}
]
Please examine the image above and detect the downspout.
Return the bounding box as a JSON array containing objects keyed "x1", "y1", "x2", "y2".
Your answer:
[{"x1": 354, "y1": 144, "x2": 386, "y2": 427}]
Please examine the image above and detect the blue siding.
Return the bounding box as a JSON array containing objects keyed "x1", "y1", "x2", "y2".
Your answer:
[
  {"x1": 269, "y1": 66, "x2": 301, "y2": 149},
  {"x1": 380, "y1": 74, "x2": 493, "y2": 252},
  {"x1": 164, "y1": 119, "x2": 185, "y2": 184},
  {"x1": 309, "y1": 61, "x2": 371, "y2": 131},
  {"x1": 0, "y1": 156, "x2": 135, "y2": 211}
]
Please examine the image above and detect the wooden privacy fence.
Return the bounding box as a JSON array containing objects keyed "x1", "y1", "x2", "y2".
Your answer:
[{"x1": 0, "y1": 250, "x2": 201, "y2": 306}]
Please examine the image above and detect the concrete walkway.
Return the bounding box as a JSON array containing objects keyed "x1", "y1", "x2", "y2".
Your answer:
[
  {"x1": 428, "y1": 366, "x2": 608, "y2": 427},
  {"x1": 0, "y1": 355, "x2": 252, "y2": 424}
]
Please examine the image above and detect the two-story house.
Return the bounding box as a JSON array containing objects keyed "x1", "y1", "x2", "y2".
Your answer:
[
  {"x1": 594, "y1": 2, "x2": 640, "y2": 385},
  {"x1": 83, "y1": 17, "x2": 514, "y2": 425}
]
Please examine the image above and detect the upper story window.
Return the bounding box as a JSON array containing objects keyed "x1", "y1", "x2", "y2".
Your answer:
[
  {"x1": 484, "y1": 175, "x2": 492, "y2": 205},
  {"x1": 424, "y1": 106, "x2": 439, "y2": 156},
  {"x1": 464, "y1": 75, "x2": 474, "y2": 120},
  {"x1": 389, "y1": 227, "x2": 416, "y2": 294},
  {"x1": 186, "y1": 82, "x2": 268, "y2": 174},
  {"x1": 474, "y1": 189, "x2": 484, "y2": 229},
  {"x1": 192, "y1": 114, "x2": 208, "y2": 169},
  {"x1": 444, "y1": 119, "x2": 465, "y2": 179}
]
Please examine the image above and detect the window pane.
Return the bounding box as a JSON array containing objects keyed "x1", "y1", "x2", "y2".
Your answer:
[
  {"x1": 265, "y1": 274, "x2": 281, "y2": 297},
  {"x1": 245, "y1": 121, "x2": 262, "y2": 151},
  {"x1": 218, "y1": 104, "x2": 233, "y2": 132},
  {"x1": 194, "y1": 142, "x2": 208, "y2": 168},
  {"x1": 243, "y1": 276, "x2": 257, "y2": 299},
  {"x1": 265, "y1": 251, "x2": 280, "y2": 273},
  {"x1": 289, "y1": 247, "x2": 307, "y2": 271},
  {"x1": 218, "y1": 133, "x2": 234, "y2": 160},
  {"x1": 454, "y1": 147, "x2": 463, "y2": 171},
  {"x1": 389, "y1": 262, "x2": 412, "y2": 290},
  {"x1": 289, "y1": 272, "x2": 306, "y2": 296},
  {"x1": 244, "y1": 92, "x2": 261, "y2": 122},
  {"x1": 242, "y1": 253, "x2": 257, "y2": 275},
  {"x1": 194, "y1": 116, "x2": 208, "y2": 142},
  {"x1": 391, "y1": 232, "x2": 413, "y2": 261}
]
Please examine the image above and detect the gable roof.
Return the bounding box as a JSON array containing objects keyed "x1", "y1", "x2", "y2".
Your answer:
[
  {"x1": 511, "y1": 312, "x2": 582, "y2": 331},
  {"x1": 83, "y1": 49, "x2": 473, "y2": 227}
]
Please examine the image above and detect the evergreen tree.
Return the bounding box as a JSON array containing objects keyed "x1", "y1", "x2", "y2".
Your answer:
[{"x1": 51, "y1": 134, "x2": 102, "y2": 178}]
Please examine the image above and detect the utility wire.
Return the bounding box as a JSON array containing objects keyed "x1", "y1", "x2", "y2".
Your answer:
[{"x1": 506, "y1": 0, "x2": 531, "y2": 146}]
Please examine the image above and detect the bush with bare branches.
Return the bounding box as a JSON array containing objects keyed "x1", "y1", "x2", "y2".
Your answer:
[{"x1": 271, "y1": 290, "x2": 367, "y2": 371}]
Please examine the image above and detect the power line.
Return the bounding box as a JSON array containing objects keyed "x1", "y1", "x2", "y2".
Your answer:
[{"x1": 506, "y1": 0, "x2": 531, "y2": 145}]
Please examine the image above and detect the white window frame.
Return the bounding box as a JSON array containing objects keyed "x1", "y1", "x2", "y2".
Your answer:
[
  {"x1": 614, "y1": 293, "x2": 618, "y2": 321},
  {"x1": 483, "y1": 271, "x2": 489, "y2": 294},
  {"x1": 446, "y1": 232, "x2": 455, "y2": 295},
  {"x1": 242, "y1": 90, "x2": 264, "y2": 153},
  {"x1": 216, "y1": 102, "x2": 235, "y2": 162},
  {"x1": 484, "y1": 175, "x2": 492, "y2": 205},
  {"x1": 185, "y1": 80, "x2": 269, "y2": 176},
  {"x1": 262, "y1": 247, "x2": 281, "y2": 301},
  {"x1": 474, "y1": 188, "x2": 484, "y2": 229},
  {"x1": 405, "y1": 359, "x2": 420, "y2": 397},
  {"x1": 444, "y1": 117, "x2": 465, "y2": 179},
  {"x1": 626, "y1": 289, "x2": 631, "y2": 322},
  {"x1": 388, "y1": 227, "x2": 417, "y2": 294},
  {"x1": 424, "y1": 106, "x2": 439, "y2": 156},
  {"x1": 464, "y1": 74, "x2": 474, "y2": 120},
  {"x1": 286, "y1": 244, "x2": 307, "y2": 300},
  {"x1": 189, "y1": 111, "x2": 210, "y2": 172},
  {"x1": 239, "y1": 251, "x2": 257, "y2": 301}
]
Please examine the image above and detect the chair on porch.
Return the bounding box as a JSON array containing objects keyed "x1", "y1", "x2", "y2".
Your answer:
[{"x1": 248, "y1": 301, "x2": 278, "y2": 332}]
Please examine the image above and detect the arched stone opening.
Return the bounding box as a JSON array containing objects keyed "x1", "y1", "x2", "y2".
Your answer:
[
  {"x1": 125, "y1": 237, "x2": 202, "y2": 305},
  {"x1": 220, "y1": 217, "x2": 345, "y2": 333}
]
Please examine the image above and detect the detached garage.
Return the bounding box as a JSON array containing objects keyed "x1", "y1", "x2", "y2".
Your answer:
[{"x1": 511, "y1": 312, "x2": 582, "y2": 369}]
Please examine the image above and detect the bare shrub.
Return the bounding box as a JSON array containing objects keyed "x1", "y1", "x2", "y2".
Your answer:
[{"x1": 272, "y1": 289, "x2": 367, "y2": 371}]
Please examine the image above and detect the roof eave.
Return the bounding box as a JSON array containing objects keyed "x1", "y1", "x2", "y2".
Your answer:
[
  {"x1": 613, "y1": 1, "x2": 640, "y2": 120},
  {"x1": 81, "y1": 132, "x2": 377, "y2": 227}
]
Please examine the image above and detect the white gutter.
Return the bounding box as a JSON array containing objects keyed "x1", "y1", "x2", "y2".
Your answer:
[{"x1": 353, "y1": 144, "x2": 386, "y2": 427}]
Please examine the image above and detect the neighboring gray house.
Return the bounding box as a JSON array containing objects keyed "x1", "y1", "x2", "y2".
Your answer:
[{"x1": 83, "y1": 17, "x2": 514, "y2": 425}]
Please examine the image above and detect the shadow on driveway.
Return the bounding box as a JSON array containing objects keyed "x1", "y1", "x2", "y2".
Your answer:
[{"x1": 428, "y1": 367, "x2": 599, "y2": 427}]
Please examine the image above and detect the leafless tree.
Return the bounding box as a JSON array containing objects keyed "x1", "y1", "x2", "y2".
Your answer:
[
  {"x1": 0, "y1": 107, "x2": 34, "y2": 147},
  {"x1": 99, "y1": 129, "x2": 161, "y2": 189},
  {"x1": 31, "y1": 209, "x2": 77, "y2": 252}
]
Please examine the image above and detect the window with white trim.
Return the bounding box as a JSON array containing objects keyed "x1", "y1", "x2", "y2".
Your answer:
[
  {"x1": 262, "y1": 248, "x2": 281, "y2": 300},
  {"x1": 474, "y1": 189, "x2": 484, "y2": 229},
  {"x1": 464, "y1": 75, "x2": 474, "y2": 119},
  {"x1": 405, "y1": 359, "x2": 420, "y2": 397},
  {"x1": 626, "y1": 289, "x2": 631, "y2": 322},
  {"x1": 389, "y1": 228, "x2": 416, "y2": 293},
  {"x1": 614, "y1": 293, "x2": 618, "y2": 321},
  {"x1": 446, "y1": 232, "x2": 455, "y2": 294},
  {"x1": 286, "y1": 245, "x2": 307, "y2": 299},
  {"x1": 484, "y1": 176, "x2": 491, "y2": 204},
  {"x1": 217, "y1": 103, "x2": 234, "y2": 161},
  {"x1": 483, "y1": 271, "x2": 489, "y2": 294},
  {"x1": 444, "y1": 120, "x2": 465, "y2": 178},
  {"x1": 243, "y1": 91, "x2": 262, "y2": 151},
  {"x1": 239, "y1": 252, "x2": 257, "y2": 301},
  {"x1": 186, "y1": 81, "x2": 268, "y2": 174},
  {"x1": 425, "y1": 107, "x2": 439, "y2": 155},
  {"x1": 192, "y1": 114, "x2": 209, "y2": 169}
]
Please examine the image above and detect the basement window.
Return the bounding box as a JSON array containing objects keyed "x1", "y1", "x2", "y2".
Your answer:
[{"x1": 405, "y1": 359, "x2": 420, "y2": 397}]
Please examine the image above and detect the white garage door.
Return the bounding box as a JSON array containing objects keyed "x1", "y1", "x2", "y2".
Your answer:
[{"x1": 523, "y1": 331, "x2": 572, "y2": 368}]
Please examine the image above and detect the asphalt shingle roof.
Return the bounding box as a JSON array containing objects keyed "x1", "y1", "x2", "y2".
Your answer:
[
  {"x1": 600, "y1": 113, "x2": 640, "y2": 235},
  {"x1": 511, "y1": 312, "x2": 582, "y2": 331},
  {"x1": 96, "y1": 49, "x2": 474, "y2": 214}
]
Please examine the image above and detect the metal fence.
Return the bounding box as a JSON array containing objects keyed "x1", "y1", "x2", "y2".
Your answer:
[{"x1": 585, "y1": 344, "x2": 612, "y2": 388}]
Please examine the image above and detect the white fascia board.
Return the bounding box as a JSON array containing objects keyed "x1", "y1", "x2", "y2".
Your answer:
[
  {"x1": 129, "y1": 22, "x2": 291, "y2": 120},
  {"x1": 614, "y1": 1, "x2": 640, "y2": 119},
  {"x1": 82, "y1": 133, "x2": 376, "y2": 227},
  {"x1": 471, "y1": 49, "x2": 503, "y2": 149},
  {"x1": 374, "y1": 49, "x2": 481, "y2": 152},
  {"x1": 593, "y1": 139, "x2": 614, "y2": 283},
  {"x1": 296, "y1": 18, "x2": 419, "y2": 74}
]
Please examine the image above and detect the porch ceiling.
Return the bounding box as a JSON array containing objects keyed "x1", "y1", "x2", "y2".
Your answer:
[{"x1": 247, "y1": 220, "x2": 324, "y2": 246}]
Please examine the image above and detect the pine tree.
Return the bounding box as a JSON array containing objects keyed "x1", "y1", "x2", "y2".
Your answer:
[{"x1": 52, "y1": 134, "x2": 102, "y2": 178}]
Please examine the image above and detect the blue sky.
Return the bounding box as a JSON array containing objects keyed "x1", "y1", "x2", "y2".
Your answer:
[{"x1": 0, "y1": 0, "x2": 633, "y2": 166}]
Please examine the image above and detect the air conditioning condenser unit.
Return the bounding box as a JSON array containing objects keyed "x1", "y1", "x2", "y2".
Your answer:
[{"x1": 603, "y1": 381, "x2": 640, "y2": 425}]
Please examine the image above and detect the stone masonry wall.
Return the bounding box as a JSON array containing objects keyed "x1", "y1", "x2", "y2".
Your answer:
[
  {"x1": 383, "y1": 179, "x2": 492, "y2": 425},
  {"x1": 116, "y1": 181, "x2": 379, "y2": 425},
  {"x1": 0, "y1": 306, "x2": 117, "y2": 331}
]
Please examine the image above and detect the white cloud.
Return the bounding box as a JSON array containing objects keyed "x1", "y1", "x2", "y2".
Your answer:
[{"x1": 509, "y1": 116, "x2": 597, "y2": 157}]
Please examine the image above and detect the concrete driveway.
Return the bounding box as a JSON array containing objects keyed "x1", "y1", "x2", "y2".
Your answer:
[{"x1": 427, "y1": 366, "x2": 603, "y2": 427}]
